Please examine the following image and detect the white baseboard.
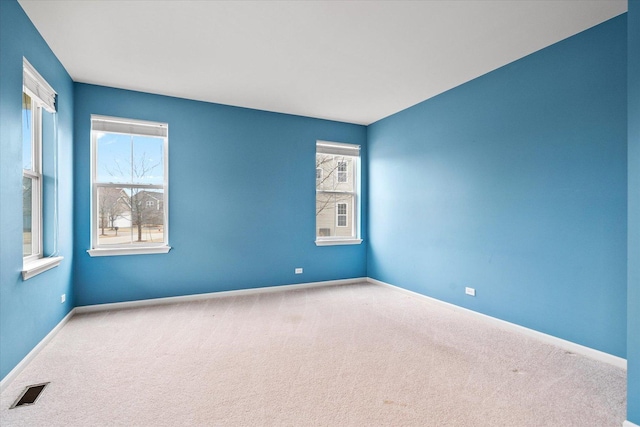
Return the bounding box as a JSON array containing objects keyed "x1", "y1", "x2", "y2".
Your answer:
[
  {"x1": 624, "y1": 421, "x2": 640, "y2": 427},
  {"x1": 75, "y1": 277, "x2": 367, "y2": 314},
  {"x1": 367, "y1": 278, "x2": 627, "y2": 370},
  {"x1": 0, "y1": 309, "x2": 75, "y2": 394}
]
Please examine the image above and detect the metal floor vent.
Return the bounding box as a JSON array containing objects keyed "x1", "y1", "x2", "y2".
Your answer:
[{"x1": 10, "y1": 382, "x2": 49, "y2": 409}]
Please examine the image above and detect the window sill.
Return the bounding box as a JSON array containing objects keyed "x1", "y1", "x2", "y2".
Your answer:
[
  {"x1": 315, "y1": 239, "x2": 363, "y2": 246},
  {"x1": 22, "y1": 256, "x2": 64, "y2": 280},
  {"x1": 87, "y1": 246, "x2": 171, "y2": 257}
]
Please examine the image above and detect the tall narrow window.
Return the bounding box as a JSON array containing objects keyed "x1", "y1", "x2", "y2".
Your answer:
[
  {"x1": 22, "y1": 58, "x2": 63, "y2": 280},
  {"x1": 89, "y1": 116, "x2": 170, "y2": 257},
  {"x1": 315, "y1": 141, "x2": 362, "y2": 245},
  {"x1": 336, "y1": 203, "x2": 347, "y2": 227},
  {"x1": 22, "y1": 91, "x2": 40, "y2": 260},
  {"x1": 337, "y1": 161, "x2": 348, "y2": 183}
]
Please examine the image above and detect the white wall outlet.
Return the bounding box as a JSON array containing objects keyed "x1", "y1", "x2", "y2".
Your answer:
[
  {"x1": 465, "y1": 287, "x2": 476, "y2": 297},
  {"x1": 61, "y1": 294, "x2": 66, "y2": 303},
  {"x1": 295, "y1": 268, "x2": 303, "y2": 274}
]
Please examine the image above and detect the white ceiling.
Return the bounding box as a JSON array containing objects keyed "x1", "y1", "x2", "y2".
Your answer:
[{"x1": 18, "y1": 0, "x2": 627, "y2": 125}]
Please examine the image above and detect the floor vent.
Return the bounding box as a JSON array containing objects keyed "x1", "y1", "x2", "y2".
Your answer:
[{"x1": 10, "y1": 382, "x2": 49, "y2": 409}]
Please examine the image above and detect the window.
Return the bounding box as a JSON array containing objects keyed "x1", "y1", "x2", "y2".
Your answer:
[
  {"x1": 337, "y1": 161, "x2": 347, "y2": 183},
  {"x1": 315, "y1": 140, "x2": 362, "y2": 245},
  {"x1": 89, "y1": 115, "x2": 170, "y2": 257},
  {"x1": 336, "y1": 203, "x2": 347, "y2": 227},
  {"x1": 22, "y1": 58, "x2": 63, "y2": 280},
  {"x1": 318, "y1": 228, "x2": 331, "y2": 237}
]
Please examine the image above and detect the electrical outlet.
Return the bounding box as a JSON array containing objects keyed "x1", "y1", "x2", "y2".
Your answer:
[
  {"x1": 465, "y1": 287, "x2": 476, "y2": 297},
  {"x1": 295, "y1": 268, "x2": 303, "y2": 274},
  {"x1": 61, "y1": 294, "x2": 66, "y2": 303}
]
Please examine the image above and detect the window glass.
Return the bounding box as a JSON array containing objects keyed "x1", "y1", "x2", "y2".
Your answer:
[
  {"x1": 96, "y1": 187, "x2": 166, "y2": 247},
  {"x1": 22, "y1": 93, "x2": 33, "y2": 170},
  {"x1": 96, "y1": 134, "x2": 164, "y2": 185},
  {"x1": 22, "y1": 91, "x2": 41, "y2": 259},
  {"x1": 23, "y1": 177, "x2": 33, "y2": 256}
]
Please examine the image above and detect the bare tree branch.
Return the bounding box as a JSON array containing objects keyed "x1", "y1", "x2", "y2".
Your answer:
[
  {"x1": 103, "y1": 152, "x2": 162, "y2": 242},
  {"x1": 316, "y1": 155, "x2": 350, "y2": 217}
]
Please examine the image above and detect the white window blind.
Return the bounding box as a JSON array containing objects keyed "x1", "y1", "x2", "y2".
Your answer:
[
  {"x1": 23, "y1": 58, "x2": 56, "y2": 113},
  {"x1": 91, "y1": 115, "x2": 168, "y2": 138},
  {"x1": 316, "y1": 141, "x2": 360, "y2": 157}
]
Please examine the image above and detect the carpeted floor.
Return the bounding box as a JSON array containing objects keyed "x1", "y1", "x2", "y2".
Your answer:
[{"x1": 0, "y1": 282, "x2": 626, "y2": 426}]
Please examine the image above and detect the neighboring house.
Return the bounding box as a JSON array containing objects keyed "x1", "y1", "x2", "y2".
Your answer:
[
  {"x1": 98, "y1": 187, "x2": 130, "y2": 231},
  {"x1": 131, "y1": 190, "x2": 164, "y2": 228},
  {"x1": 98, "y1": 188, "x2": 164, "y2": 233},
  {"x1": 316, "y1": 154, "x2": 355, "y2": 238}
]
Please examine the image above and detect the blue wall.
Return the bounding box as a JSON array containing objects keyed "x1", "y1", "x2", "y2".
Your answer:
[
  {"x1": 73, "y1": 84, "x2": 367, "y2": 306},
  {"x1": 0, "y1": 0, "x2": 74, "y2": 380},
  {"x1": 367, "y1": 16, "x2": 628, "y2": 357},
  {"x1": 628, "y1": 0, "x2": 640, "y2": 422}
]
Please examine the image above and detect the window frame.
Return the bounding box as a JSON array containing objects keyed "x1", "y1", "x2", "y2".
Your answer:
[
  {"x1": 88, "y1": 115, "x2": 171, "y2": 257},
  {"x1": 21, "y1": 58, "x2": 63, "y2": 280},
  {"x1": 315, "y1": 140, "x2": 362, "y2": 246}
]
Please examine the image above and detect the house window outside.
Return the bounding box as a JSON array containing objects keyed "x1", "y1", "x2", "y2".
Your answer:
[
  {"x1": 21, "y1": 58, "x2": 63, "y2": 279},
  {"x1": 337, "y1": 161, "x2": 347, "y2": 183},
  {"x1": 315, "y1": 141, "x2": 361, "y2": 245},
  {"x1": 318, "y1": 228, "x2": 331, "y2": 237},
  {"x1": 89, "y1": 115, "x2": 170, "y2": 256},
  {"x1": 337, "y1": 203, "x2": 347, "y2": 227}
]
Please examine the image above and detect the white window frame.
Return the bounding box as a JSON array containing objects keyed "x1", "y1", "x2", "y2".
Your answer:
[
  {"x1": 22, "y1": 58, "x2": 63, "y2": 280},
  {"x1": 88, "y1": 115, "x2": 170, "y2": 257},
  {"x1": 315, "y1": 140, "x2": 362, "y2": 246}
]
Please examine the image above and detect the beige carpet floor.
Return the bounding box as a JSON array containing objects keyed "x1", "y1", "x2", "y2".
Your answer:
[{"x1": 0, "y1": 282, "x2": 626, "y2": 426}]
